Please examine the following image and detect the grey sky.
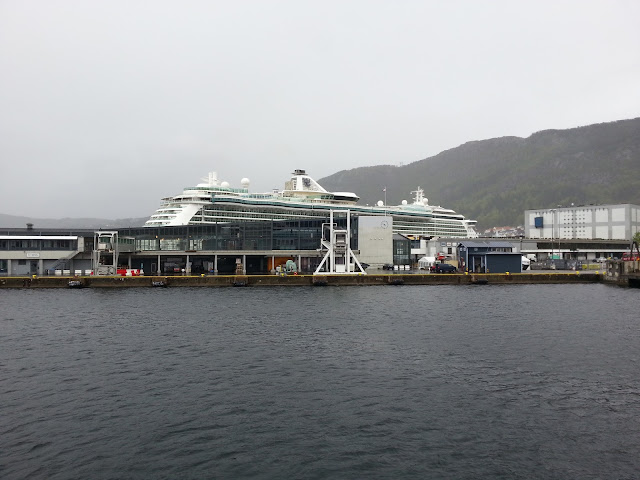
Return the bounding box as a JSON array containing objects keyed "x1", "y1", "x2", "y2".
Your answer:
[{"x1": 1, "y1": 0, "x2": 639, "y2": 219}]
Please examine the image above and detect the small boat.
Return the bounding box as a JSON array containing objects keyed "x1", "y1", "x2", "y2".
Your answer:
[{"x1": 68, "y1": 280, "x2": 83, "y2": 288}]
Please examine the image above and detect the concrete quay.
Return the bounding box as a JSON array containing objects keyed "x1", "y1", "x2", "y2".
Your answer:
[
  {"x1": 603, "y1": 260, "x2": 640, "y2": 288},
  {"x1": 1, "y1": 272, "x2": 603, "y2": 289}
]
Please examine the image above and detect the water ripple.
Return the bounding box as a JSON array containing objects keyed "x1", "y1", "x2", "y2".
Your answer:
[{"x1": 1, "y1": 285, "x2": 639, "y2": 479}]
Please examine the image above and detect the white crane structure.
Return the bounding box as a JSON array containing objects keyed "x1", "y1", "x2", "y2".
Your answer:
[
  {"x1": 314, "y1": 210, "x2": 367, "y2": 275},
  {"x1": 92, "y1": 231, "x2": 119, "y2": 275}
]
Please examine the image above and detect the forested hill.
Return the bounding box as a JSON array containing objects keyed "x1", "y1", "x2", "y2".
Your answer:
[{"x1": 318, "y1": 117, "x2": 640, "y2": 230}]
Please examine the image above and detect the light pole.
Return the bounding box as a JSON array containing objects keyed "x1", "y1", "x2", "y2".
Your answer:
[
  {"x1": 554, "y1": 208, "x2": 557, "y2": 260},
  {"x1": 556, "y1": 205, "x2": 562, "y2": 261},
  {"x1": 550, "y1": 208, "x2": 555, "y2": 261}
]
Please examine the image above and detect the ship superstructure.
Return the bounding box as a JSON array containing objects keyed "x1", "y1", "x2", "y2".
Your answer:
[{"x1": 144, "y1": 169, "x2": 477, "y2": 238}]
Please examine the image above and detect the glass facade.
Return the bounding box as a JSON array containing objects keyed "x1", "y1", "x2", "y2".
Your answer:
[
  {"x1": 119, "y1": 217, "x2": 358, "y2": 252},
  {"x1": 393, "y1": 237, "x2": 411, "y2": 266},
  {"x1": 0, "y1": 238, "x2": 77, "y2": 250}
]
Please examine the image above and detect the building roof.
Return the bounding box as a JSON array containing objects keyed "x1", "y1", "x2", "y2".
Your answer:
[
  {"x1": 458, "y1": 240, "x2": 513, "y2": 248},
  {"x1": 393, "y1": 233, "x2": 410, "y2": 240},
  {"x1": 482, "y1": 251, "x2": 522, "y2": 255},
  {"x1": 525, "y1": 203, "x2": 640, "y2": 212}
]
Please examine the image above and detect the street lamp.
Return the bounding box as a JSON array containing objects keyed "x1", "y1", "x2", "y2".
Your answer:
[
  {"x1": 556, "y1": 205, "x2": 562, "y2": 261},
  {"x1": 550, "y1": 208, "x2": 556, "y2": 261}
]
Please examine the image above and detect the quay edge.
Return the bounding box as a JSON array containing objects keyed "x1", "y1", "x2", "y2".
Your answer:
[
  {"x1": 603, "y1": 259, "x2": 640, "y2": 288},
  {"x1": 0, "y1": 272, "x2": 603, "y2": 288}
]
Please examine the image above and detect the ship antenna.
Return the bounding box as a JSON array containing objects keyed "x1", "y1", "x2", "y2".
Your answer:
[{"x1": 411, "y1": 187, "x2": 424, "y2": 204}]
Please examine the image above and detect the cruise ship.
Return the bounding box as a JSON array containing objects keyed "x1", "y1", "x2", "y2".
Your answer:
[{"x1": 144, "y1": 169, "x2": 478, "y2": 238}]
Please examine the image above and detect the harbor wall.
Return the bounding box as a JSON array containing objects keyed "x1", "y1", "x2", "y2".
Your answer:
[
  {"x1": 604, "y1": 260, "x2": 640, "y2": 287},
  {"x1": 0, "y1": 272, "x2": 603, "y2": 288}
]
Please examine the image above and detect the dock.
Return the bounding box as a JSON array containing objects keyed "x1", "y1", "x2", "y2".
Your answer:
[
  {"x1": 604, "y1": 260, "x2": 640, "y2": 288},
  {"x1": 0, "y1": 272, "x2": 604, "y2": 288}
]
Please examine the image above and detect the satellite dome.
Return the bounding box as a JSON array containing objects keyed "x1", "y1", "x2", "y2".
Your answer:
[
  {"x1": 402, "y1": 200, "x2": 408, "y2": 205},
  {"x1": 241, "y1": 178, "x2": 250, "y2": 188},
  {"x1": 377, "y1": 200, "x2": 384, "y2": 207},
  {"x1": 221, "y1": 181, "x2": 230, "y2": 188},
  {"x1": 423, "y1": 198, "x2": 429, "y2": 205}
]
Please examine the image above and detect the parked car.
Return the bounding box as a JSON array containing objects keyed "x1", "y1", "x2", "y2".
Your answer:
[
  {"x1": 432, "y1": 263, "x2": 457, "y2": 273},
  {"x1": 382, "y1": 263, "x2": 394, "y2": 270},
  {"x1": 429, "y1": 263, "x2": 452, "y2": 273}
]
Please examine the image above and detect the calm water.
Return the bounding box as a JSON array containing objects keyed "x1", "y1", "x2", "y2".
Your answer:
[{"x1": 1, "y1": 284, "x2": 639, "y2": 479}]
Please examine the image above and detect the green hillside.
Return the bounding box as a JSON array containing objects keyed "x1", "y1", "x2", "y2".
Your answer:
[{"x1": 319, "y1": 118, "x2": 640, "y2": 229}]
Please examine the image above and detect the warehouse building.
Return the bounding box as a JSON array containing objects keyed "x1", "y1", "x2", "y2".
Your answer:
[{"x1": 525, "y1": 204, "x2": 640, "y2": 241}]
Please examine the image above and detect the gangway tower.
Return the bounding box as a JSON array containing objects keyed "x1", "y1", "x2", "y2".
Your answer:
[
  {"x1": 314, "y1": 210, "x2": 367, "y2": 275},
  {"x1": 92, "y1": 231, "x2": 119, "y2": 275}
]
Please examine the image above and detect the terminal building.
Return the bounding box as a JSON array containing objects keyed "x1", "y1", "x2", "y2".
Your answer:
[
  {"x1": 2, "y1": 203, "x2": 638, "y2": 276},
  {"x1": 1, "y1": 214, "x2": 398, "y2": 276},
  {"x1": 0, "y1": 227, "x2": 94, "y2": 276}
]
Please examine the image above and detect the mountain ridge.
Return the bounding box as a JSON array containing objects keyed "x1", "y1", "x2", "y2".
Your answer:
[
  {"x1": 0, "y1": 214, "x2": 147, "y2": 230},
  {"x1": 2, "y1": 117, "x2": 638, "y2": 231},
  {"x1": 318, "y1": 117, "x2": 640, "y2": 229}
]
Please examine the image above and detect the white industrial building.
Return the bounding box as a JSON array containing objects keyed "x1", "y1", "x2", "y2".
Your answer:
[
  {"x1": 356, "y1": 215, "x2": 394, "y2": 267},
  {"x1": 525, "y1": 204, "x2": 640, "y2": 241}
]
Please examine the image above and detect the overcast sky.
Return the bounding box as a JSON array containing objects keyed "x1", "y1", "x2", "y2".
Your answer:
[{"x1": 1, "y1": 0, "x2": 639, "y2": 219}]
